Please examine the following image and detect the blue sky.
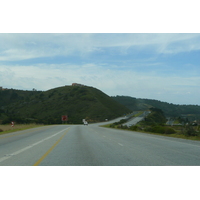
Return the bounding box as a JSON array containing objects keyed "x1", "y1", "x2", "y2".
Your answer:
[{"x1": 0, "y1": 33, "x2": 200, "y2": 105}]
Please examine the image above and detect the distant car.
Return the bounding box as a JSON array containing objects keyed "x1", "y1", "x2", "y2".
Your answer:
[{"x1": 84, "y1": 121, "x2": 88, "y2": 125}]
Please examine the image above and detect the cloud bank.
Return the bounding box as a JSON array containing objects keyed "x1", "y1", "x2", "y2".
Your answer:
[
  {"x1": 0, "y1": 33, "x2": 200, "y2": 61},
  {"x1": 0, "y1": 33, "x2": 200, "y2": 105}
]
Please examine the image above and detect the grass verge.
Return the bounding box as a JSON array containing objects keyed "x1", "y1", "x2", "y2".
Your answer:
[
  {"x1": 0, "y1": 124, "x2": 45, "y2": 135},
  {"x1": 101, "y1": 124, "x2": 200, "y2": 141}
]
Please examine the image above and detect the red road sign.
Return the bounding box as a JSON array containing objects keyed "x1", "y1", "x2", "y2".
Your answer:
[{"x1": 62, "y1": 115, "x2": 68, "y2": 121}]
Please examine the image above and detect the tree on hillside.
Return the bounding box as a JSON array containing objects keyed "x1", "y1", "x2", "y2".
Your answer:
[{"x1": 143, "y1": 107, "x2": 167, "y2": 125}]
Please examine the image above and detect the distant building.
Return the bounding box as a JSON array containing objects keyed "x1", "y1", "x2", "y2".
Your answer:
[
  {"x1": 0, "y1": 87, "x2": 8, "y2": 91},
  {"x1": 72, "y1": 83, "x2": 84, "y2": 87}
]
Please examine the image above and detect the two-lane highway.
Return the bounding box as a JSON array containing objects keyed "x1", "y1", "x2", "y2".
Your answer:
[{"x1": 1, "y1": 123, "x2": 200, "y2": 166}]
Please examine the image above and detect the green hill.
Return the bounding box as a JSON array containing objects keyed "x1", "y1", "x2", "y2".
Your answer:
[{"x1": 0, "y1": 86, "x2": 131, "y2": 124}]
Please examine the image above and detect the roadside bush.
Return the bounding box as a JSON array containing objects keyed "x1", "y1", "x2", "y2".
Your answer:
[
  {"x1": 117, "y1": 125, "x2": 128, "y2": 129},
  {"x1": 109, "y1": 124, "x2": 115, "y2": 128},
  {"x1": 144, "y1": 126, "x2": 151, "y2": 132},
  {"x1": 0, "y1": 129, "x2": 3, "y2": 132},
  {"x1": 185, "y1": 126, "x2": 198, "y2": 136},
  {"x1": 152, "y1": 126, "x2": 165, "y2": 133},
  {"x1": 129, "y1": 125, "x2": 138, "y2": 131},
  {"x1": 145, "y1": 126, "x2": 176, "y2": 134},
  {"x1": 165, "y1": 127, "x2": 176, "y2": 134},
  {"x1": 113, "y1": 119, "x2": 127, "y2": 126}
]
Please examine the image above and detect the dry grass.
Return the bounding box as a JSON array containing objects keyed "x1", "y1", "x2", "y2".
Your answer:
[
  {"x1": 0, "y1": 124, "x2": 44, "y2": 135},
  {"x1": 101, "y1": 124, "x2": 200, "y2": 141}
]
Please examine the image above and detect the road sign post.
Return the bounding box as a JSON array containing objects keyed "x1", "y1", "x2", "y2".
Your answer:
[
  {"x1": 61, "y1": 115, "x2": 68, "y2": 123},
  {"x1": 11, "y1": 121, "x2": 14, "y2": 128}
]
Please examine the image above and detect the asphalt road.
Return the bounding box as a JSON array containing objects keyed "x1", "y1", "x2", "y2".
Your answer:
[
  {"x1": 123, "y1": 111, "x2": 151, "y2": 127},
  {"x1": 123, "y1": 116, "x2": 144, "y2": 127},
  {"x1": 1, "y1": 123, "x2": 200, "y2": 166}
]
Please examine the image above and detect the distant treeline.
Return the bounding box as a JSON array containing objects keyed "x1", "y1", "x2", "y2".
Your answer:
[{"x1": 112, "y1": 95, "x2": 200, "y2": 120}]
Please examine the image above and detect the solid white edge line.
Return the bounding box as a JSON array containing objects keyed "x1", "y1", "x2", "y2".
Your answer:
[{"x1": 0, "y1": 127, "x2": 69, "y2": 163}]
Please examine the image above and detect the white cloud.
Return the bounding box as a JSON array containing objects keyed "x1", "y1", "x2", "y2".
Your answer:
[
  {"x1": 0, "y1": 33, "x2": 200, "y2": 61},
  {"x1": 88, "y1": 33, "x2": 200, "y2": 54},
  {"x1": 0, "y1": 33, "x2": 199, "y2": 105}
]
